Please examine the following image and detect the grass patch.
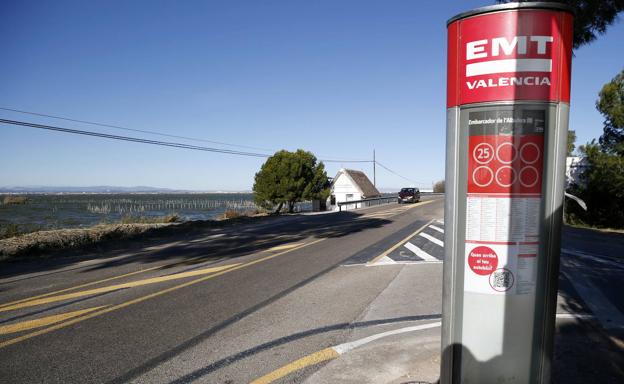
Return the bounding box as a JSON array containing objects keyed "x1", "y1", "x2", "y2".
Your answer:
[
  {"x1": 0, "y1": 223, "x2": 44, "y2": 240},
  {"x1": 0, "y1": 209, "x2": 279, "y2": 262},
  {"x1": 221, "y1": 209, "x2": 267, "y2": 220},
  {"x1": 2, "y1": 196, "x2": 28, "y2": 205},
  {"x1": 119, "y1": 214, "x2": 180, "y2": 224},
  {"x1": 565, "y1": 222, "x2": 624, "y2": 234}
]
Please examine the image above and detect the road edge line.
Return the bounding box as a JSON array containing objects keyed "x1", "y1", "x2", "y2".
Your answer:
[
  {"x1": 250, "y1": 312, "x2": 587, "y2": 384},
  {"x1": 250, "y1": 321, "x2": 442, "y2": 384}
]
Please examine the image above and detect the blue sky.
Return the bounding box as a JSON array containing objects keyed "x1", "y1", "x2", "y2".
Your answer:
[{"x1": 1, "y1": 1, "x2": 622, "y2": 191}]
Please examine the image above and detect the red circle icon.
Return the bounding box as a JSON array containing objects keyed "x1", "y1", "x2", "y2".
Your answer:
[
  {"x1": 519, "y1": 166, "x2": 539, "y2": 188},
  {"x1": 468, "y1": 246, "x2": 498, "y2": 275},
  {"x1": 496, "y1": 142, "x2": 517, "y2": 164},
  {"x1": 520, "y1": 143, "x2": 540, "y2": 164},
  {"x1": 472, "y1": 166, "x2": 494, "y2": 187},
  {"x1": 473, "y1": 143, "x2": 494, "y2": 164},
  {"x1": 495, "y1": 166, "x2": 516, "y2": 188}
]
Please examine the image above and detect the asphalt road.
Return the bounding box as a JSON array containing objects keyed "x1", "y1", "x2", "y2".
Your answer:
[
  {"x1": 0, "y1": 198, "x2": 445, "y2": 383},
  {"x1": 1, "y1": 197, "x2": 622, "y2": 383}
]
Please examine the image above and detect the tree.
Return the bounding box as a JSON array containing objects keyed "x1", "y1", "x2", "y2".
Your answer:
[
  {"x1": 253, "y1": 150, "x2": 329, "y2": 214},
  {"x1": 499, "y1": 0, "x2": 624, "y2": 48},
  {"x1": 567, "y1": 70, "x2": 624, "y2": 228},
  {"x1": 433, "y1": 180, "x2": 445, "y2": 193},
  {"x1": 566, "y1": 142, "x2": 624, "y2": 227},
  {"x1": 597, "y1": 69, "x2": 624, "y2": 155},
  {"x1": 567, "y1": 130, "x2": 577, "y2": 156}
]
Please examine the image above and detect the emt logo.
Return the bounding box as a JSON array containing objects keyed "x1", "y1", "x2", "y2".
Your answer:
[{"x1": 465, "y1": 36, "x2": 554, "y2": 89}]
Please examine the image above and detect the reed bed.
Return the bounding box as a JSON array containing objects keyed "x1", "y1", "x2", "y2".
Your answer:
[{"x1": 85, "y1": 198, "x2": 257, "y2": 215}]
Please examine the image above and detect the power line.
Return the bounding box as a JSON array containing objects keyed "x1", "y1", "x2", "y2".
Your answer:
[
  {"x1": 0, "y1": 118, "x2": 270, "y2": 158},
  {"x1": 0, "y1": 106, "x2": 277, "y2": 153},
  {"x1": 0, "y1": 106, "x2": 373, "y2": 163},
  {"x1": 0, "y1": 118, "x2": 374, "y2": 164},
  {"x1": 320, "y1": 159, "x2": 373, "y2": 163},
  {"x1": 2, "y1": 118, "x2": 430, "y2": 186},
  {"x1": 375, "y1": 161, "x2": 429, "y2": 186}
]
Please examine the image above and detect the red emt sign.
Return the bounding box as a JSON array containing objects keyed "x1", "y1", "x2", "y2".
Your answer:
[{"x1": 447, "y1": 9, "x2": 573, "y2": 106}]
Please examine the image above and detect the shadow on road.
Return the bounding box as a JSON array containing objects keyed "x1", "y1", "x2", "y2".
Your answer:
[
  {"x1": 0, "y1": 211, "x2": 393, "y2": 280},
  {"x1": 167, "y1": 314, "x2": 442, "y2": 384},
  {"x1": 553, "y1": 229, "x2": 624, "y2": 383}
]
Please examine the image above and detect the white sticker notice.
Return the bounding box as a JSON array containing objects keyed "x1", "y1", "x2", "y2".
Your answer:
[{"x1": 463, "y1": 241, "x2": 537, "y2": 295}]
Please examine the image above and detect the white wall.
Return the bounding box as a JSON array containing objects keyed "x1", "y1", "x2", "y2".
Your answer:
[
  {"x1": 566, "y1": 156, "x2": 587, "y2": 187},
  {"x1": 331, "y1": 172, "x2": 362, "y2": 210}
]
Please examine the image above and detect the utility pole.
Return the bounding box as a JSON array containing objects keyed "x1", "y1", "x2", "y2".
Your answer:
[{"x1": 373, "y1": 149, "x2": 376, "y2": 187}]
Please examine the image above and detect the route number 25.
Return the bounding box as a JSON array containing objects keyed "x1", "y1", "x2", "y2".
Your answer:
[
  {"x1": 476, "y1": 147, "x2": 490, "y2": 159},
  {"x1": 473, "y1": 143, "x2": 494, "y2": 164}
]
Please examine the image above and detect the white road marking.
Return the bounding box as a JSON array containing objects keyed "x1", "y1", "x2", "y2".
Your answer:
[
  {"x1": 429, "y1": 225, "x2": 444, "y2": 233},
  {"x1": 404, "y1": 242, "x2": 438, "y2": 262},
  {"x1": 419, "y1": 232, "x2": 444, "y2": 247},
  {"x1": 344, "y1": 260, "x2": 442, "y2": 267},
  {"x1": 332, "y1": 322, "x2": 442, "y2": 354},
  {"x1": 436, "y1": 219, "x2": 444, "y2": 224},
  {"x1": 371, "y1": 260, "x2": 442, "y2": 266},
  {"x1": 555, "y1": 313, "x2": 594, "y2": 320},
  {"x1": 373, "y1": 256, "x2": 397, "y2": 265}
]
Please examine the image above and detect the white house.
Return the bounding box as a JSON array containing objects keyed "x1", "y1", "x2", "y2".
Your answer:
[
  {"x1": 329, "y1": 168, "x2": 381, "y2": 210},
  {"x1": 566, "y1": 156, "x2": 588, "y2": 188}
]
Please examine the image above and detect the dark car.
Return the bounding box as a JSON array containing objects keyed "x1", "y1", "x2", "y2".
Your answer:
[{"x1": 398, "y1": 187, "x2": 420, "y2": 204}]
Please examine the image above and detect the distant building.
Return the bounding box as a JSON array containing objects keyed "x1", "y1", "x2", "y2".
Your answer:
[
  {"x1": 566, "y1": 156, "x2": 588, "y2": 188},
  {"x1": 329, "y1": 168, "x2": 381, "y2": 210}
]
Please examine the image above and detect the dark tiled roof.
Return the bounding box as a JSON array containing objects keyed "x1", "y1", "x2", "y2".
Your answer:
[{"x1": 344, "y1": 169, "x2": 380, "y2": 198}]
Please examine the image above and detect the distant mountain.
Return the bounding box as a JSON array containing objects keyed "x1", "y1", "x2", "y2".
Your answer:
[{"x1": 0, "y1": 186, "x2": 191, "y2": 194}]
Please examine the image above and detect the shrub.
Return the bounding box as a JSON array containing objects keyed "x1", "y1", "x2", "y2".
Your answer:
[
  {"x1": 3, "y1": 196, "x2": 28, "y2": 205},
  {"x1": 119, "y1": 214, "x2": 180, "y2": 224},
  {"x1": 433, "y1": 180, "x2": 445, "y2": 193},
  {"x1": 222, "y1": 209, "x2": 243, "y2": 219}
]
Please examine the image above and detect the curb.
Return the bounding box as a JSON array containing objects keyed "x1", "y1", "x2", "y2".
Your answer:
[{"x1": 250, "y1": 322, "x2": 442, "y2": 384}]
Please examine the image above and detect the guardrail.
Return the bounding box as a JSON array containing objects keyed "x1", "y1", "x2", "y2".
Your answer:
[
  {"x1": 337, "y1": 196, "x2": 396, "y2": 212},
  {"x1": 336, "y1": 192, "x2": 444, "y2": 212}
]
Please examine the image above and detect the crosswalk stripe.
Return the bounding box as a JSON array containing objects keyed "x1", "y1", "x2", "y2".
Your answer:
[
  {"x1": 373, "y1": 256, "x2": 397, "y2": 265},
  {"x1": 429, "y1": 225, "x2": 444, "y2": 233},
  {"x1": 404, "y1": 242, "x2": 438, "y2": 261},
  {"x1": 419, "y1": 232, "x2": 444, "y2": 247}
]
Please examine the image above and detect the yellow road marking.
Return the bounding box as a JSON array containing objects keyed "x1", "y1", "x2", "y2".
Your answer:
[
  {"x1": 267, "y1": 242, "x2": 305, "y2": 251},
  {"x1": 0, "y1": 241, "x2": 306, "y2": 312},
  {"x1": 0, "y1": 306, "x2": 107, "y2": 335},
  {"x1": 0, "y1": 237, "x2": 304, "y2": 310},
  {"x1": 250, "y1": 347, "x2": 339, "y2": 384},
  {"x1": 367, "y1": 218, "x2": 436, "y2": 265},
  {"x1": 0, "y1": 266, "x2": 163, "y2": 310},
  {"x1": 0, "y1": 238, "x2": 325, "y2": 349},
  {"x1": 0, "y1": 264, "x2": 239, "y2": 313}
]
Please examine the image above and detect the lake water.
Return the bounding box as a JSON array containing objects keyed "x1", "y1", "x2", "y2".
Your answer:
[{"x1": 0, "y1": 193, "x2": 271, "y2": 232}]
